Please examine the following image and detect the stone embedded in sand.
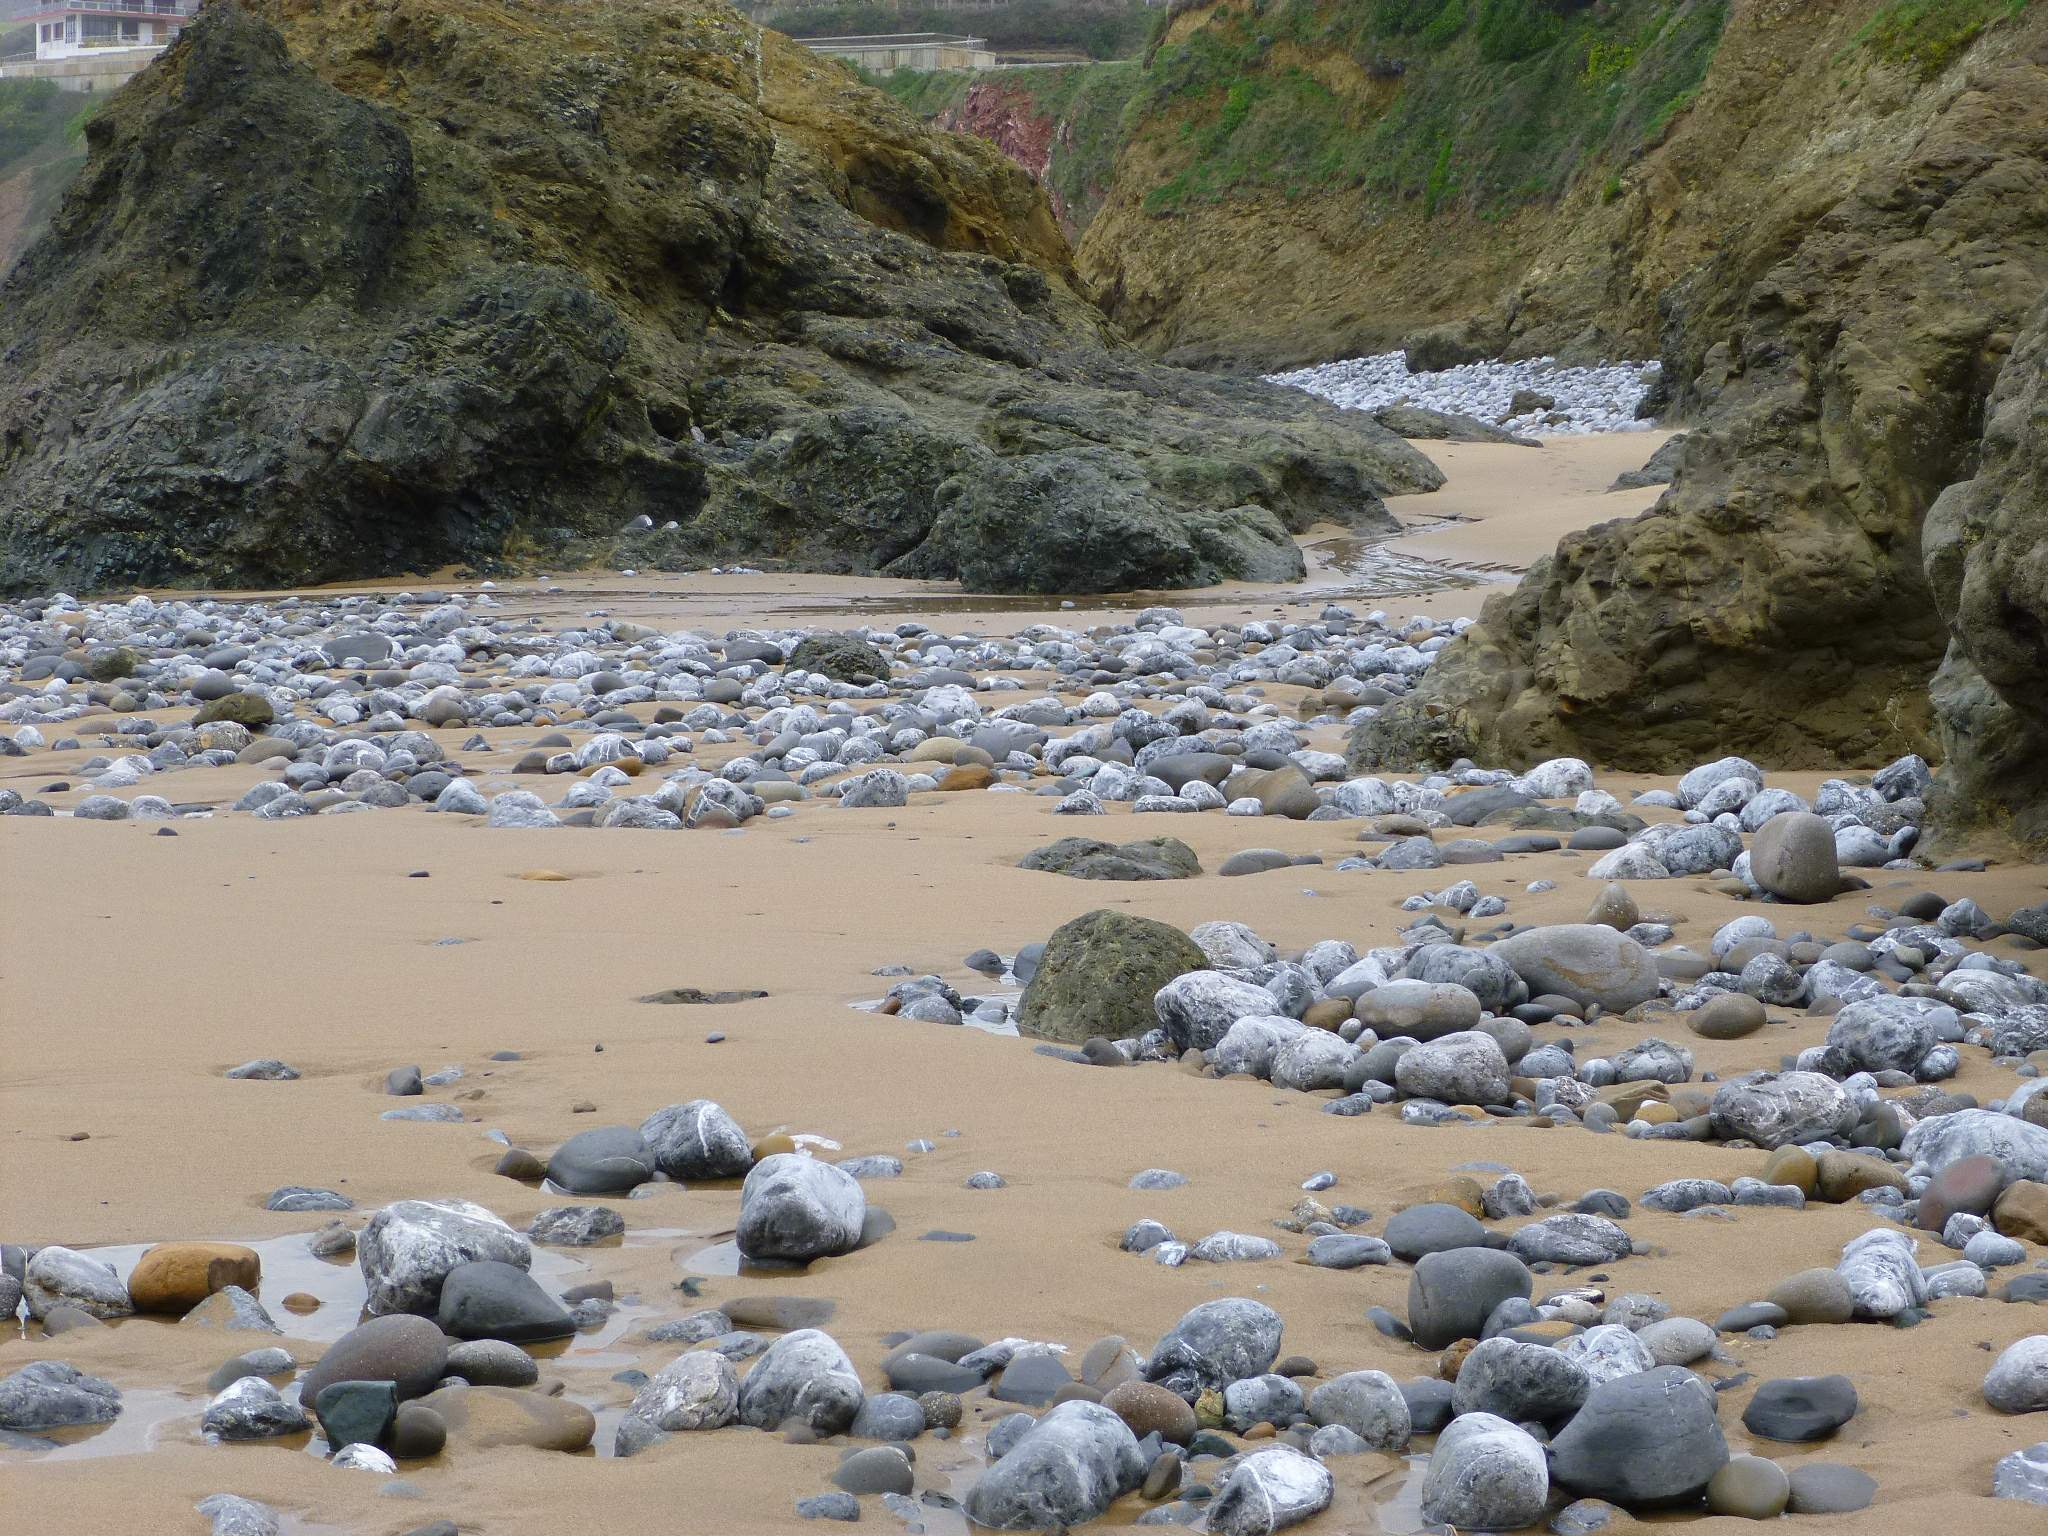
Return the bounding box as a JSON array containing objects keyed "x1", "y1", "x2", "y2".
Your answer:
[
  {"x1": 358, "y1": 1198, "x2": 531, "y2": 1317},
  {"x1": 0, "y1": 1360, "x2": 121, "y2": 1430},
  {"x1": 630, "y1": 1350, "x2": 738, "y2": 1431},
  {"x1": 1835, "y1": 1229, "x2": 1928, "y2": 1321},
  {"x1": 964, "y1": 1400, "x2": 1146, "y2": 1531},
  {"x1": 1707, "y1": 1455, "x2": 1791, "y2": 1519},
  {"x1": 196, "y1": 1493, "x2": 281, "y2": 1536},
  {"x1": 1688, "y1": 993, "x2": 1765, "y2": 1040},
  {"x1": 640, "y1": 1099, "x2": 754, "y2": 1180},
  {"x1": 303, "y1": 1314, "x2": 450, "y2": 1404},
  {"x1": 1709, "y1": 1071, "x2": 1857, "y2": 1149},
  {"x1": 22, "y1": 1246, "x2": 133, "y2": 1321},
  {"x1": 1144, "y1": 1299, "x2": 1283, "y2": 1401},
  {"x1": 545, "y1": 1125, "x2": 653, "y2": 1196},
  {"x1": 128, "y1": 1241, "x2": 261, "y2": 1314},
  {"x1": 1420, "y1": 1411, "x2": 1549, "y2": 1531},
  {"x1": 1017, "y1": 835, "x2": 1200, "y2": 881},
  {"x1": 1743, "y1": 1375, "x2": 1858, "y2": 1442},
  {"x1": 1487, "y1": 925, "x2": 1659, "y2": 1013},
  {"x1": 436, "y1": 1259, "x2": 575, "y2": 1343},
  {"x1": 1017, "y1": 909, "x2": 1207, "y2": 1047},
  {"x1": 1750, "y1": 812, "x2": 1841, "y2": 903},
  {"x1": 1985, "y1": 1337, "x2": 2048, "y2": 1414},
  {"x1": 736, "y1": 1154, "x2": 865, "y2": 1264},
  {"x1": 1551, "y1": 1366, "x2": 1728, "y2": 1507},
  {"x1": 1408, "y1": 1247, "x2": 1533, "y2": 1349},
  {"x1": 414, "y1": 1384, "x2": 595, "y2": 1452},
  {"x1": 736, "y1": 1328, "x2": 864, "y2": 1434},
  {"x1": 1306, "y1": 1371, "x2": 1410, "y2": 1450},
  {"x1": 1208, "y1": 1445, "x2": 1333, "y2": 1536},
  {"x1": 202, "y1": 1376, "x2": 309, "y2": 1440}
]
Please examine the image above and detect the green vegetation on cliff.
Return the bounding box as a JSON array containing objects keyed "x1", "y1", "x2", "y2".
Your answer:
[
  {"x1": 880, "y1": 61, "x2": 1143, "y2": 231},
  {"x1": 764, "y1": 0, "x2": 1155, "y2": 59},
  {"x1": 1138, "y1": 0, "x2": 1731, "y2": 213},
  {"x1": 1856, "y1": 0, "x2": 2033, "y2": 78},
  {"x1": 0, "y1": 80, "x2": 99, "y2": 274}
]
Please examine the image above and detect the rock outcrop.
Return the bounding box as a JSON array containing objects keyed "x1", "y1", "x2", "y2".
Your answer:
[
  {"x1": 0, "y1": 0, "x2": 1436, "y2": 596},
  {"x1": 1924, "y1": 297, "x2": 2048, "y2": 854},
  {"x1": 1353, "y1": 34, "x2": 2048, "y2": 774}
]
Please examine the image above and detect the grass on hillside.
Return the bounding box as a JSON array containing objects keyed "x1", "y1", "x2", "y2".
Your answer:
[
  {"x1": 1854, "y1": 0, "x2": 2032, "y2": 77},
  {"x1": 1137, "y1": 0, "x2": 1731, "y2": 215},
  {"x1": 879, "y1": 60, "x2": 1144, "y2": 229},
  {"x1": 766, "y1": 0, "x2": 1154, "y2": 60}
]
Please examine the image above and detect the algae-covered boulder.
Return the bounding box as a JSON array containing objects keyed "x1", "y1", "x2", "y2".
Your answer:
[
  {"x1": 787, "y1": 633, "x2": 888, "y2": 684},
  {"x1": 0, "y1": 0, "x2": 1436, "y2": 596},
  {"x1": 1016, "y1": 909, "x2": 1207, "y2": 1045},
  {"x1": 194, "y1": 692, "x2": 275, "y2": 729},
  {"x1": 1924, "y1": 297, "x2": 2048, "y2": 855},
  {"x1": 1017, "y1": 836, "x2": 1202, "y2": 882},
  {"x1": 1352, "y1": 46, "x2": 2048, "y2": 775}
]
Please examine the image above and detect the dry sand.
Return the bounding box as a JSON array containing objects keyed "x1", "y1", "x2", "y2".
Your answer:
[{"x1": 4, "y1": 430, "x2": 2044, "y2": 1535}]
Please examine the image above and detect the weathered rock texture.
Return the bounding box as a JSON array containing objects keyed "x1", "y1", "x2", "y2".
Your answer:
[
  {"x1": 1354, "y1": 29, "x2": 2048, "y2": 775},
  {"x1": 0, "y1": 0, "x2": 1437, "y2": 596},
  {"x1": 1924, "y1": 297, "x2": 2048, "y2": 854}
]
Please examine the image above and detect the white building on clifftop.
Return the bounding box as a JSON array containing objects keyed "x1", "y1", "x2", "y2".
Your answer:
[{"x1": 2, "y1": 0, "x2": 197, "y2": 91}]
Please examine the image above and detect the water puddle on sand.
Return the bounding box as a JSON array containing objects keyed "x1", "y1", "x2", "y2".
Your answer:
[{"x1": 0, "y1": 1390, "x2": 194, "y2": 1465}]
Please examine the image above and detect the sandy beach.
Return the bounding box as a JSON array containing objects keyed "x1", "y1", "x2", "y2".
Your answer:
[{"x1": 4, "y1": 429, "x2": 2045, "y2": 1535}]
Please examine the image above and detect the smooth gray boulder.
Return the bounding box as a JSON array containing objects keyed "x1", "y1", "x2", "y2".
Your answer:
[
  {"x1": 1487, "y1": 925, "x2": 1659, "y2": 1012},
  {"x1": 200, "y1": 1376, "x2": 310, "y2": 1440},
  {"x1": 1836, "y1": 1229, "x2": 1929, "y2": 1321},
  {"x1": 964, "y1": 1400, "x2": 1146, "y2": 1530},
  {"x1": 630, "y1": 1350, "x2": 739, "y2": 1430},
  {"x1": 1408, "y1": 1248, "x2": 1534, "y2": 1349},
  {"x1": 1904, "y1": 1108, "x2": 2048, "y2": 1183},
  {"x1": 1550, "y1": 1367, "x2": 1728, "y2": 1507},
  {"x1": 301, "y1": 1314, "x2": 449, "y2": 1403},
  {"x1": 0, "y1": 1360, "x2": 121, "y2": 1429},
  {"x1": 1506, "y1": 1213, "x2": 1631, "y2": 1266},
  {"x1": 1420, "y1": 1412, "x2": 1549, "y2": 1531},
  {"x1": 736, "y1": 1328, "x2": 864, "y2": 1434},
  {"x1": 1709, "y1": 1072, "x2": 1857, "y2": 1149},
  {"x1": 1307, "y1": 1370, "x2": 1411, "y2": 1450},
  {"x1": 1143, "y1": 1298, "x2": 1283, "y2": 1399},
  {"x1": 640, "y1": 1099, "x2": 754, "y2": 1179},
  {"x1": 1155, "y1": 971, "x2": 1287, "y2": 1053},
  {"x1": 435, "y1": 1259, "x2": 575, "y2": 1342},
  {"x1": 736, "y1": 1154, "x2": 866, "y2": 1263},
  {"x1": 1394, "y1": 1030, "x2": 1511, "y2": 1105},
  {"x1": 1354, "y1": 980, "x2": 1481, "y2": 1040},
  {"x1": 545, "y1": 1125, "x2": 654, "y2": 1195},
  {"x1": 1208, "y1": 1445, "x2": 1334, "y2": 1536},
  {"x1": 1751, "y1": 812, "x2": 1841, "y2": 903},
  {"x1": 357, "y1": 1199, "x2": 531, "y2": 1316},
  {"x1": 22, "y1": 1246, "x2": 134, "y2": 1321},
  {"x1": 1452, "y1": 1336, "x2": 1591, "y2": 1424}
]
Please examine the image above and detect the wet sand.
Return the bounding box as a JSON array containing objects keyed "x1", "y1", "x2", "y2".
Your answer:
[{"x1": 4, "y1": 428, "x2": 2043, "y2": 1535}]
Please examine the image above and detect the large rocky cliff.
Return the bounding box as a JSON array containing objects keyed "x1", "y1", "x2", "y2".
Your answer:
[
  {"x1": 1050, "y1": 0, "x2": 2046, "y2": 372},
  {"x1": 1349, "y1": 12, "x2": 2048, "y2": 852},
  {"x1": 1924, "y1": 298, "x2": 2048, "y2": 854},
  {"x1": 0, "y1": 0, "x2": 1436, "y2": 596}
]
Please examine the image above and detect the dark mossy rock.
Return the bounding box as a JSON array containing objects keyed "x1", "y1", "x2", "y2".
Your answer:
[
  {"x1": 0, "y1": 0, "x2": 1436, "y2": 597},
  {"x1": 85, "y1": 646, "x2": 141, "y2": 681},
  {"x1": 193, "y1": 692, "x2": 275, "y2": 728},
  {"x1": 787, "y1": 633, "x2": 888, "y2": 684},
  {"x1": 1015, "y1": 908, "x2": 1207, "y2": 1045},
  {"x1": 1017, "y1": 836, "x2": 1201, "y2": 882}
]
